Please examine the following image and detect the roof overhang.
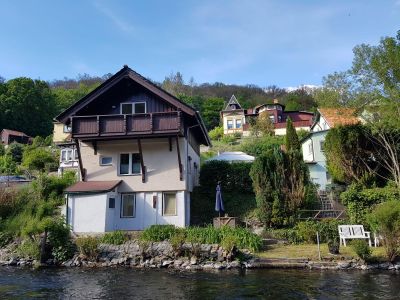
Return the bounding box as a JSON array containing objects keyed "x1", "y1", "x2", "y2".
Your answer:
[{"x1": 65, "y1": 180, "x2": 122, "y2": 194}]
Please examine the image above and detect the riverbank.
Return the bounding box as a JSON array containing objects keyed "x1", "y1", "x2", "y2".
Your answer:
[{"x1": 1, "y1": 240, "x2": 399, "y2": 271}]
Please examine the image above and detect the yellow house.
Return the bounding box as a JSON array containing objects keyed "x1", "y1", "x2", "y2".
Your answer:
[{"x1": 221, "y1": 95, "x2": 246, "y2": 135}]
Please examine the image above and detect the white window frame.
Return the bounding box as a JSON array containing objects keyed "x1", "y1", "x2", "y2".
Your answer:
[
  {"x1": 120, "y1": 193, "x2": 136, "y2": 218},
  {"x1": 308, "y1": 143, "x2": 313, "y2": 155},
  {"x1": 99, "y1": 156, "x2": 113, "y2": 166},
  {"x1": 235, "y1": 119, "x2": 242, "y2": 129},
  {"x1": 227, "y1": 120, "x2": 233, "y2": 129},
  {"x1": 120, "y1": 102, "x2": 147, "y2": 114},
  {"x1": 61, "y1": 149, "x2": 74, "y2": 162},
  {"x1": 118, "y1": 153, "x2": 141, "y2": 176},
  {"x1": 162, "y1": 192, "x2": 177, "y2": 216},
  {"x1": 269, "y1": 115, "x2": 275, "y2": 123},
  {"x1": 63, "y1": 125, "x2": 72, "y2": 133}
]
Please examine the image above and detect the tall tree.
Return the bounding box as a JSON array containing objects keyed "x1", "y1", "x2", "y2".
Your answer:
[
  {"x1": 0, "y1": 78, "x2": 56, "y2": 137},
  {"x1": 285, "y1": 117, "x2": 300, "y2": 152}
]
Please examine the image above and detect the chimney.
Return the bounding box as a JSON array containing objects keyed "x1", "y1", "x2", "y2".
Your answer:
[{"x1": 273, "y1": 99, "x2": 279, "y2": 104}]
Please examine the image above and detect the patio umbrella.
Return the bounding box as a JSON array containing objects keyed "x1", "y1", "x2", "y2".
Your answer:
[{"x1": 215, "y1": 182, "x2": 224, "y2": 217}]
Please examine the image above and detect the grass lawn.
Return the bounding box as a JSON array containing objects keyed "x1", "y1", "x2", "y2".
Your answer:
[{"x1": 257, "y1": 243, "x2": 387, "y2": 262}]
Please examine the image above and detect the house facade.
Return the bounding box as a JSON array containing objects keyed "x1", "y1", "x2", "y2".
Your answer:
[
  {"x1": 0, "y1": 129, "x2": 32, "y2": 146},
  {"x1": 53, "y1": 122, "x2": 79, "y2": 175},
  {"x1": 221, "y1": 95, "x2": 314, "y2": 136},
  {"x1": 55, "y1": 65, "x2": 210, "y2": 233},
  {"x1": 301, "y1": 108, "x2": 360, "y2": 190}
]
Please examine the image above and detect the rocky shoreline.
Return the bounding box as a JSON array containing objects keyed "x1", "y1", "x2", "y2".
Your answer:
[{"x1": 1, "y1": 240, "x2": 400, "y2": 271}]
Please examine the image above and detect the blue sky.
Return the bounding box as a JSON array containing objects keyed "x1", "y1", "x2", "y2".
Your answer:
[{"x1": 0, "y1": 0, "x2": 399, "y2": 87}]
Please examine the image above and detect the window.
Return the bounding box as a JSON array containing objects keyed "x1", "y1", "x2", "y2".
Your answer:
[
  {"x1": 121, "y1": 194, "x2": 135, "y2": 217},
  {"x1": 235, "y1": 119, "x2": 242, "y2": 129},
  {"x1": 121, "y1": 103, "x2": 133, "y2": 114},
  {"x1": 163, "y1": 193, "x2": 177, "y2": 216},
  {"x1": 63, "y1": 125, "x2": 72, "y2": 133},
  {"x1": 120, "y1": 102, "x2": 147, "y2": 114},
  {"x1": 227, "y1": 120, "x2": 233, "y2": 129},
  {"x1": 320, "y1": 141, "x2": 325, "y2": 152},
  {"x1": 308, "y1": 143, "x2": 313, "y2": 155},
  {"x1": 119, "y1": 153, "x2": 141, "y2": 175},
  {"x1": 100, "y1": 156, "x2": 112, "y2": 166},
  {"x1": 74, "y1": 150, "x2": 79, "y2": 160},
  {"x1": 269, "y1": 115, "x2": 275, "y2": 123},
  {"x1": 61, "y1": 149, "x2": 74, "y2": 162},
  {"x1": 109, "y1": 198, "x2": 115, "y2": 209},
  {"x1": 134, "y1": 102, "x2": 146, "y2": 114}
]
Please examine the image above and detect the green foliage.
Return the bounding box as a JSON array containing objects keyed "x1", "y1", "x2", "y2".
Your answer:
[
  {"x1": 325, "y1": 124, "x2": 376, "y2": 184},
  {"x1": 22, "y1": 147, "x2": 58, "y2": 172},
  {"x1": 101, "y1": 230, "x2": 128, "y2": 245},
  {"x1": 240, "y1": 135, "x2": 284, "y2": 157},
  {"x1": 201, "y1": 97, "x2": 224, "y2": 130},
  {"x1": 351, "y1": 240, "x2": 372, "y2": 261},
  {"x1": 220, "y1": 134, "x2": 237, "y2": 144},
  {"x1": 141, "y1": 225, "x2": 262, "y2": 252},
  {"x1": 75, "y1": 236, "x2": 100, "y2": 260},
  {"x1": 0, "y1": 231, "x2": 13, "y2": 248},
  {"x1": 0, "y1": 155, "x2": 19, "y2": 175},
  {"x1": 0, "y1": 77, "x2": 57, "y2": 137},
  {"x1": 6, "y1": 142, "x2": 24, "y2": 164},
  {"x1": 264, "y1": 228, "x2": 303, "y2": 244},
  {"x1": 140, "y1": 225, "x2": 177, "y2": 242},
  {"x1": 249, "y1": 112, "x2": 274, "y2": 137},
  {"x1": 0, "y1": 144, "x2": 5, "y2": 156},
  {"x1": 47, "y1": 219, "x2": 75, "y2": 262},
  {"x1": 16, "y1": 240, "x2": 40, "y2": 260},
  {"x1": 295, "y1": 221, "x2": 317, "y2": 243},
  {"x1": 208, "y1": 126, "x2": 224, "y2": 140},
  {"x1": 285, "y1": 117, "x2": 300, "y2": 152},
  {"x1": 341, "y1": 184, "x2": 400, "y2": 224},
  {"x1": 367, "y1": 200, "x2": 400, "y2": 262}
]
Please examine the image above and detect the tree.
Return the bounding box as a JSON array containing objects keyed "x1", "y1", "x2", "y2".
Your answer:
[
  {"x1": 285, "y1": 117, "x2": 300, "y2": 152},
  {"x1": 22, "y1": 147, "x2": 58, "y2": 172},
  {"x1": 250, "y1": 112, "x2": 274, "y2": 137},
  {"x1": 0, "y1": 78, "x2": 57, "y2": 136},
  {"x1": 201, "y1": 97, "x2": 224, "y2": 130},
  {"x1": 6, "y1": 142, "x2": 24, "y2": 164}
]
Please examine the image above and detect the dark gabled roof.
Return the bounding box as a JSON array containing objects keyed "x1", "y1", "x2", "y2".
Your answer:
[
  {"x1": 224, "y1": 94, "x2": 242, "y2": 110},
  {"x1": 65, "y1": 180, "x2": 122, "y2": 193},
  {"x1": 55, "y1": 65, "x2": 197, "y2": 123}
]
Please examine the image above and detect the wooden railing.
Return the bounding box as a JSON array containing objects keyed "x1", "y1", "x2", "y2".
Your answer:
[
  {"x1": 71, "y1": 111, "x2": 181, "y2": 138},
  {"x1": 297, "y1": 210, "x2": 346, "y2": 220}
]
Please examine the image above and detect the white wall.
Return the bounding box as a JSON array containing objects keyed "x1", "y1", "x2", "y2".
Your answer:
[
  {"x1": 67, "y1": 193, "x2": 108, "y2": 233},
  {"x1": 275, "y1": 126, "x2": 311, "y2": 136}
]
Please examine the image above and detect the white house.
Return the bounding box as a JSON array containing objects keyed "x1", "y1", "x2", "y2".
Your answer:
[
  {"x1": 301, "y1": 108, "x2": 360, "y2": 190},
  {"x1": 55, "y1": 65, "x2": 211, "y2": 233}
]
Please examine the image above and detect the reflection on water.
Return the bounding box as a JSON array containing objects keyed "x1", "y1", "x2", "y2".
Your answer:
[{"x1": 0, "y1": 267, "x2": 399, "y2": 299}]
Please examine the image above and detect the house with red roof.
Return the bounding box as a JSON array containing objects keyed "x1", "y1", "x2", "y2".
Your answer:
[{"x1": 0, "y1": 129, "x2": 32, "y2": 146}]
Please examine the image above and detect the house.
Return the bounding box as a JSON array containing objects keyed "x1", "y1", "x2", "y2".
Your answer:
[
  {"x1": 53, "y1": 121, "x2": 79, "y2": 175},
  {"x1": 221, "y1": 95, "x2": 314, "y2": 136},
  {"x1": 301, "y1": 108, "x2": 360, "y2": 190},
  {"x1": 54, "y1": 65, "x2": 211, "y2": 233},
  {"x1": 206, "y1": 151, "x2": 255, "y2": 163},
  {"x1": 0, "y1": 129, "x2": 32, "y2": 146}
]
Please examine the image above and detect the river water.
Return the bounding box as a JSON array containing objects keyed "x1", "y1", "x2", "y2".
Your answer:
[{"x1": 0, "y1": 267, "x2": 399, "y2": 299}]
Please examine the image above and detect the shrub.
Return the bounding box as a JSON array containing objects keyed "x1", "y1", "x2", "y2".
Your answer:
[
  {"x1": 208, "y1": 126, "x2": 224, "y2": 140},
  {"x1": 75, "y1": 236, "x2": 100, "y2": 260},
  {"x1": 140, "y1": 225, "x2": 177, "y2": 242},
  {"x1": 16, "y1": 240, "x2": 40, "y2": 260},
  {"x1": 351, "y1": 240, "x2": 372, "y2": 261},
  {"x1": 264, "y1": 228, "x2": 303, "y2": 244},
  {"x1": 47, "y1": 219, "x2": 75, "y2": 262},
  {"x1": 295, "y1": 221, "x2": 317, "y2": 243},
  {"x1": 0, "y1": 231, "x2": 13, "y2": 248},
  {"x1": 101, "y1": 231, "x2": 128, "y2": 245},
  {"x1": 367, "y1": 200, "x2": 400, "y2": 262},
  {"x1": 221, "y1": 134, "x2": 236, "y2": 144}
]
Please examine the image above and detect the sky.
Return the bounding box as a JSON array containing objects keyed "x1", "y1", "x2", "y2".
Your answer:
[{"x1": 0, "y1": 0, "x2": 399, "y2": 88}]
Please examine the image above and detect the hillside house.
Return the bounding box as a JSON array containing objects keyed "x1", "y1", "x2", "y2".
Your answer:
[
  {"x1": 53, "y1": 122, "x2": 79, "y2": 175},
  {"x1": 301, "y1": 108, "x2": 360, "y2": 190},
  {"x1": 0, "y1": 129, "x2": 32, "y2": 146},
  {"x1": 55, "y1": 65, "x2": 211, "y2": 233},
  {"x1": 221, "y1": 95, "x2": 314, "y2": 136}
]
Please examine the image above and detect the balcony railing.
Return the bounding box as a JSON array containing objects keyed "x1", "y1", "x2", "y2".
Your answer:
[{"x1": 71, "y1": 111, "x2": 181, "y2": 138}]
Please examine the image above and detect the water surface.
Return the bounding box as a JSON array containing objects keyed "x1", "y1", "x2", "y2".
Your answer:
[{"x1": 0, "y1": 267, "x2": 399, "y2": 299}]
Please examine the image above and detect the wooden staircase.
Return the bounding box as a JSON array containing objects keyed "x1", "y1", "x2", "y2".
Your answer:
[{"x1": 298, "y1": 190, "x2": 346, "y2": 220}]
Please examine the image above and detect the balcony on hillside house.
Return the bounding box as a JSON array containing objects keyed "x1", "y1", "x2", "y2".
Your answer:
[{"x1": 71, "y1": 111, "x2": 182, "y2": 140}]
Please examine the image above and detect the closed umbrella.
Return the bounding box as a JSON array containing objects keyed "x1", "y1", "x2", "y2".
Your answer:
[{"x1": 215, "y1": 182, "x2": 224, "y2": 217}]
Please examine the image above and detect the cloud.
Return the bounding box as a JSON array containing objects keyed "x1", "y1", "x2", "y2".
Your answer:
[{"x1": 92, "y1": 1, "x2": 134, "y2": 33}]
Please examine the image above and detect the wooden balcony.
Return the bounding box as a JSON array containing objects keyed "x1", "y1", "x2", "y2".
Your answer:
[{"x1": 71, "y1": 111, "x2": 182, "y2": 139}]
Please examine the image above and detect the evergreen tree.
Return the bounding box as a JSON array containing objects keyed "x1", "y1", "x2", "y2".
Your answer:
[{"x1": 285, "y1": 117, "x2": 300, "y2": 151}]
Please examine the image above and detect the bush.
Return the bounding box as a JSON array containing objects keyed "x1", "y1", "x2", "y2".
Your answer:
[
  {"x1": 101, "y1": 231, "x2": 128, "y2": 245},
  {"x1": 47, "y1": 219, "x2": 75, "y2": 262},
  {"x1": 221, "y1": 134, "x2": 236, "y2": 144},
  {"x1": 0, "y1": 231, "x2": 13, "y2": 248},
  {"x1": 341, "y1": 184, "x2": 400, "y2": 224},
  {"x1": 140, "y1": 225, "x2": 177, "y2": 242},
  {"x1": 16, "y1": 240, "x2": 40, "y2": 260},
  {"x1": 367, "y1": 200, "x2": 400, "y2": 262},
  {"x1": 75, "y1": 236, "x2": 100, "y2": 260},
  {"x1": 295, "y1": 221, "x2": 317, "y2": 243},
  {"x1": 208, "y1": 126, "x2": 224, "y2": 140},
  {"x1": 351, "y1": 240, "x2": 371, "y2": 261},
  {"x1": 264, "y1": 228, "x2": 303, "y2": 244}
]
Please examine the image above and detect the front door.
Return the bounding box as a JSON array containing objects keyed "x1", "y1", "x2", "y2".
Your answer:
[{"x1": 143, "y1": 192, "x2": 158, "y2": 229}]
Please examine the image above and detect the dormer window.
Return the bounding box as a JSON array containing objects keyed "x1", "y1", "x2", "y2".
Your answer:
[{"x1": 120, "y1": 102, "x2": 147, "y2": 114}]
